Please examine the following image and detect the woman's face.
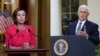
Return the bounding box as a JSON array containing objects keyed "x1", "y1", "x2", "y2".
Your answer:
[{"x1": 16, "y1": 10, "x2": 26, "y2": 24}]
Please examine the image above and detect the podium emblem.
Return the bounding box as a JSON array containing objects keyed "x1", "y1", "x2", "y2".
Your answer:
[{"x1": 54, "y1": 39, "x2": 68, "y2": 56}]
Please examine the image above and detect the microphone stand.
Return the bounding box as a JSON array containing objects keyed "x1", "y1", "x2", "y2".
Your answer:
[
  {"x1": 33, "y1": 34, "x2": 45, "y2": 48},
  {"x1": 28, "y1": 29, "x2": 45, "y2": 48},
  {"x1": 8, "y1": 29, "x2": 19, "y2": 48}
]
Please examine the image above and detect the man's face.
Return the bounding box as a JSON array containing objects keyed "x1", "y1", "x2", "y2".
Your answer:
[{"x1": 77, "y1": 7, "x2": 89, "y2": 21}]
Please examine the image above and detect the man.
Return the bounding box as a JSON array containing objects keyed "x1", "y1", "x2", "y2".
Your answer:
[{"x1": 66, "y1": 5, "x2": 99, "y2": 45}]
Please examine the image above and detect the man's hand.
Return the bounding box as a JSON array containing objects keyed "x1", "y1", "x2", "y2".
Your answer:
[{"x1": 77, "y1": 26, "x2": 89, "y2": 39}]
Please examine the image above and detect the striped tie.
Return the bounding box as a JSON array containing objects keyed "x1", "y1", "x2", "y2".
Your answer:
[{"x1": 77, "y1": 22, "x2": 82, "y2": 31}]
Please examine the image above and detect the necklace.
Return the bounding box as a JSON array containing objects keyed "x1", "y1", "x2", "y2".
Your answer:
[{"x1": 17, "y1": 25, "x2": 25, "y2": 30}]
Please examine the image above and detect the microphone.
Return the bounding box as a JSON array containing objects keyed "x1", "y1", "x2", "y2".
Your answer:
[
  {"x1": 28, "y1": 29, "x2": 45, "y2": 48},
  {"x1": 8, "y1": 29, "x2": 19, "y2": 48},
  {"x1": 16, "y1": 29, "x2": 19, "y2": 33}
]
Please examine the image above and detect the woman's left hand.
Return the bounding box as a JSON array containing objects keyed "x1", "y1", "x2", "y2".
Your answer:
[{"x1": 23, "y1": 42, "x2": 30, "y2": 49}]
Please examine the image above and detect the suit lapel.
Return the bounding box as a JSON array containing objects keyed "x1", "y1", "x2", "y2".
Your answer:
[
  {"x1": 73, "y1": 21, "x2": 78, "y2": 34},
  {"x1": 81, "y1": 20, "x2": 88, "y2": 31}
]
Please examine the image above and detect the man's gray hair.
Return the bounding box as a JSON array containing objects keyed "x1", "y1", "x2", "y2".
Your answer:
[{"x1": 78, "y1": 5, "x2": 89, "y2": 13}]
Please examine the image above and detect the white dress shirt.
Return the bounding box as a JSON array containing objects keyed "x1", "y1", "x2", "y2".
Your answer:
[{"x1": 75, "y1": 20, "x2": 86, "y2": 33}]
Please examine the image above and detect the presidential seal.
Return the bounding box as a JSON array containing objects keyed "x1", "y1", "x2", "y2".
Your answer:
[{"x1": 54, "y1": 39, "x2": 68, "y2": 56}]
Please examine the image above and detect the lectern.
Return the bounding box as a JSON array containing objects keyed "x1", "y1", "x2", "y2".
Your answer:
[
  {"x1": 4, "y1": 48, "x2": 49, "y2": 56},
  {"x1": 50, "y1": 35, "x2": 96, "y2": 56}
]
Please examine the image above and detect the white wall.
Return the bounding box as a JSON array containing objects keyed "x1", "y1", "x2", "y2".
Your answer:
[
  {"x1": 88, "y1": 0, "x2": 100, "y2": 32},
  {"x1": 50, "y1": 0, "x2": 61, "y2": 36}
]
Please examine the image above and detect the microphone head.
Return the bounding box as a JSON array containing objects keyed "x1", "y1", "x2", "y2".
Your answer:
[
  {"x1": 16, "y1": 29, "x2": 19, "y2": 33},
  {"x1": 28, "y1": 29, "x2": 31, "y2": 32}
]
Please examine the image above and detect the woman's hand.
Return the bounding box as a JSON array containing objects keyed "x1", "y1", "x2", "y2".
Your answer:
[
  {"x1": 23, "y1": 42, "x2": 30, "y2": 49},
  {"x1": 23, "y1": 42, "x2": 35, "y2": 49},
  {"x1": 9, "y1": 42, "x2": 35, "y2": 49}
]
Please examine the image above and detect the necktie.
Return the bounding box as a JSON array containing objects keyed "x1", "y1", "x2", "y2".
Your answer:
[{"x1": 77, "y1": 22, "x2": 82, "y2": 31}]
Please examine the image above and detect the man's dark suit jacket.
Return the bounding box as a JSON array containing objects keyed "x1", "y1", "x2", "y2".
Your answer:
[{"x1": 66, "y1": 20, "x2": 99, "y2": 45}]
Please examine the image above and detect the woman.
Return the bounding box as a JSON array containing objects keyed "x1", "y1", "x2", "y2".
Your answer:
[{"x1": 5, "y1": 8, "x2": 36, "y2": 56}]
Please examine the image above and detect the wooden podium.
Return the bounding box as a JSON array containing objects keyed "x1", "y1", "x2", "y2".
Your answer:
[{"x1": 4, "y1": 48, "x2": 49, "y2": 56}]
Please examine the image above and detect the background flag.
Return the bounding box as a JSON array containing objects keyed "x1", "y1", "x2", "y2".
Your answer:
[
  {"x1": 0, "y1": 9, "x2": 14, "y2": 34},
  {"x1": 0, "y1": 12, "x2": 6, "y2": 34},
  {"x1": 3, "y1": 9, "x2": 14, "y2": 27}
]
